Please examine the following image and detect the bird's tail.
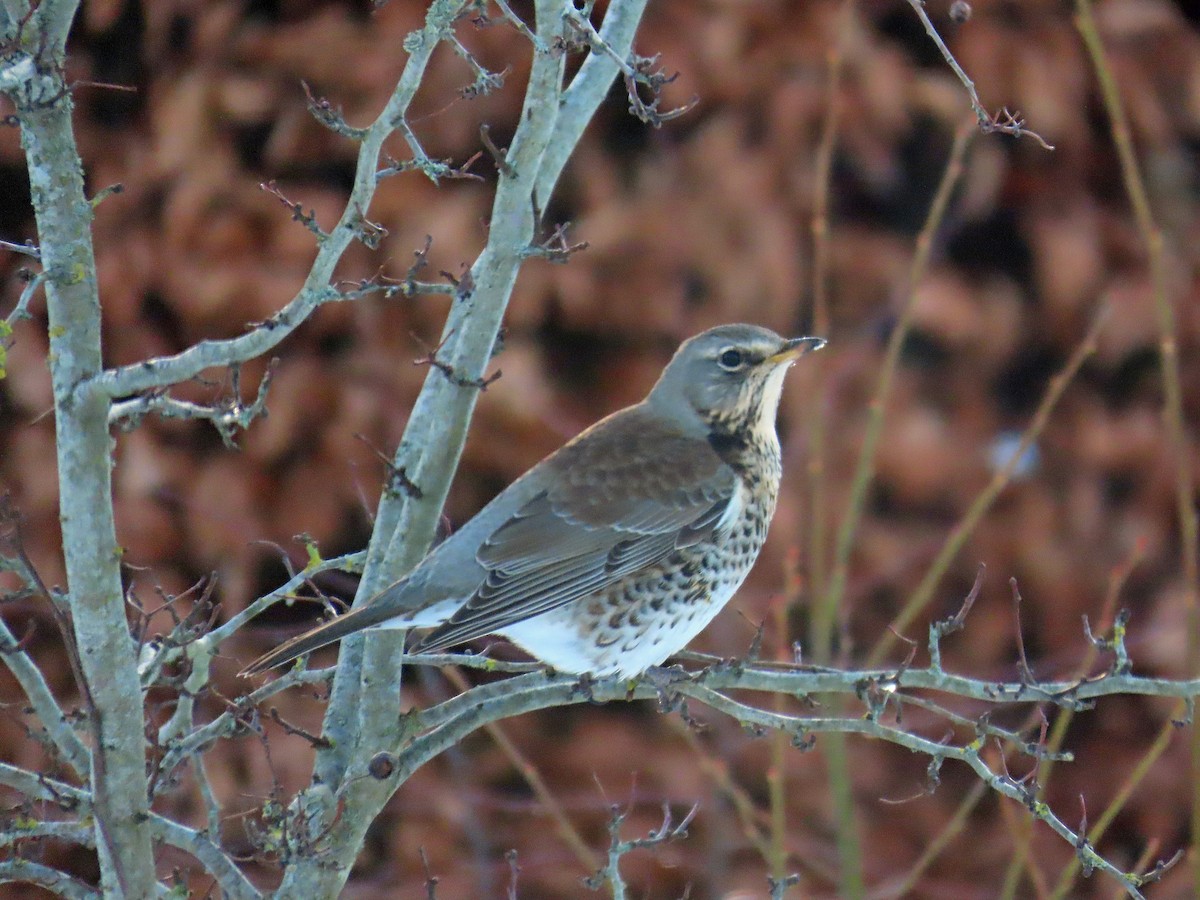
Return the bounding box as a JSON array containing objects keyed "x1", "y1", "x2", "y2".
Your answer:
[{"x1": 239, "y1": 601, "x2": 399, "y2": 677}]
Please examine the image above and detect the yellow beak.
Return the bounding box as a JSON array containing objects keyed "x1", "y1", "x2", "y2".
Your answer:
[{"x1": 767, "y1": 336, "x2": 827, "y2": 365}]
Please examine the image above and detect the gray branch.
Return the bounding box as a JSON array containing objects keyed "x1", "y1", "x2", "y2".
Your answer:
[
  {"x1": 107, "y1": 360, "x2": 275, "y2": 444},
  {"x1": 86, "y1": 0, "x2": 461, "y2": 402},
  {"x1": 0, "y1": 621, "x2": 89, "y2": 774},
  {"x1": 366, "y1": 661, "x2": 1177, "y2": 898},
  {"x1": 150, "y1": 816, "x2": 260, "y2": 900},
  {"x1": 0, "y1": 3, "x2": 27, "y2": 35},
  {"x1": 268, "y1": 2, "x2": 652, "y2": 893},
  {"x1": 0, "y1": 820, "x2": 92, "y2": 850},
  {"x1": 0, "y1": 237, "x2": 40, "y2": 258},
  {"x1": 5, "y1": 10, "x2": 156, "y2": 894},
  {"x1": 155, "y1": 667, "x2": 331, "y2": 787},
  {"x1": 679, "y1": 683, "x2": 1144, "y2": 897},
  {"x1": 0, "y1": 548, "x2": 89, "y2": 773},
  {"x1": 586, "y1": 802, "x2": 698, "y2": 897},
  {"x1": 5, "y1": 271, "x2": 45, "y2": 327},
  {"x1": 206, "y1": 552, "x2": 363, "y2": 649},
  {"x1": 0, "y1": 762, "x2": 259, "y2": 899},
  {"x1": 28, "y1": 0, "x2": 79, "y2": 54},
  {"x1": 0, "y1": 859, "x2": 99, "y2": 900},
  {"x1": 534, "y1": 0, "x2": 650, "y2": 209}
]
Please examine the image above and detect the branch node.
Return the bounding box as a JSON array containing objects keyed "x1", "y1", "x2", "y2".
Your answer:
[
  {"x1": 523, "y1": 222, "x2": 589, "y2": 263},
  {"x1": 301, "y1": 81, "x2": 368, "y2": 140},
  {"x1": 260, "y1": 180, "x2": 329, "y2": 240},
  {"x1": 479, "y1": 123, "x2": 517, "y2": 178}
]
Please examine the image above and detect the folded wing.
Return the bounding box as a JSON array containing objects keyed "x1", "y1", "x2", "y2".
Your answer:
[{"x1": 416, "y1": 408, "x2": 737, "y2": 651}]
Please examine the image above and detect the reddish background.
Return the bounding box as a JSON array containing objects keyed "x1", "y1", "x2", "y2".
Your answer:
[{"x1": 2, "y1": 0, "x2": 1199, "y2": 896}]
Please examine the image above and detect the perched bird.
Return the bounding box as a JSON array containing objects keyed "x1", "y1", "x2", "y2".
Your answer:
[{"x1": 242, "y1": 324, "x2": 825, "y2": 679}]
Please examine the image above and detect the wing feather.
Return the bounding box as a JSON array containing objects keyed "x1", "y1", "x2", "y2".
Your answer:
[{"x1": 417, "y1": 407, "x2": 737, "y2": 652}]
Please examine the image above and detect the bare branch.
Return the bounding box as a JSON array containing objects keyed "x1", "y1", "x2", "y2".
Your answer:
[
  {"x1": 0, "y1": 500, "x2": 90, "y2": 773},
  {"x1": 478, "y1": 122, "x2": 517, "y2": 178},
  {"x1": 447, "y1": 32, "x2": 508, "y2": 98},
  {"x1": 260, "y1": 180, "x2": 328, "y2": 240},
  {"x1": 0, "y1": 859, "x2": 99, "y2": 899},
  {"x1": 562, "y1": 8, "x2": 696, "y2": 127},
  {"x1": 493, "y1": 0, "x2": 542, "y2": 48},
  {"x1": 903, "y1": 0, "x2": 1054, "y2": 148},
  {"x1": 585, "y1": 801, "x2": 699, "y2": 895},
  {"x1": 1010, "y1": 578, "x2": 1036, "y2": 686},
  {"x1": 928, "y1": 563, "x2": 984, "y2": 671},
  {"x1": 768, "y1": 873, "x2": 802, "y2": 899},
  {"x1": 533, "y1": 0, "x2": 649, "y2": 207},
  {"x1": 522, "y1": 221, "x2": 589, "y2": 263},
  {"x1": 412, "y1": 325, "x2": 502, "y2": 392},
  {"x1": 0, "y1": 237, "x2": 39, "y2": 258},
  {"x1": 0, "y1": 761, "x2": 259, "y2": 898},
  {"x1": 209, "y1": 550, "x2": 364, "y2": 646},
  {"x1": 89, "y1": 3, "x2": 472, "y2": 402},
  {"x1": 108, "y1": 359, "x2": 277, "y2": 444},
  {"x1": 301, "y1": 80, "x2": 367, "y2": 140},
  {"x1": 376, "y1": 660, "x2": 1166, "y2": 898}
]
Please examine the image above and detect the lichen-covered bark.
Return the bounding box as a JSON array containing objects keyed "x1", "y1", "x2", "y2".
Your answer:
[{"x1": 13, "y1": 42, "x2": 158, "y2": 900}]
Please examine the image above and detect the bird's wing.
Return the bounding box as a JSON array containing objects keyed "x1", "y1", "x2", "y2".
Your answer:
[{"x1": 416, "y1": 407, "x2": 738, "y2": 652}]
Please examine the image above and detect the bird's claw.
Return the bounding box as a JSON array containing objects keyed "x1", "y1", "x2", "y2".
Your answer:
[
  {"x1": 638, "y1": 664, "x2": 694, "y2": 709},
  {"x1": 570, "y1": 671, "x2": 607, "y2": 705}
]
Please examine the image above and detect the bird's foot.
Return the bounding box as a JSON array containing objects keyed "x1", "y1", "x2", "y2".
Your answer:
[
  {"x1": 637, "y1": 664, "x2": 694, "y2": 709},
  {"x1": 570, "y1": 671, "x2": 607, "y2": 706},
  {"x1": 641, "y1": 663, "x2": 694, "y2": 686}
]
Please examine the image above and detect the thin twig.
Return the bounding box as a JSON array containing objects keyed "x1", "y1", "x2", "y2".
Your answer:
[
  {"x1": 1048, "y1": 701, "x2": 1186, "y2": 898},
  {"x1": 904, "y1": 0, "x2": 1053, "y2": 148},
  {"x1": 803, "y1": 10, "x2": 860, "y2": 893},
  {"x1": 820, "y1": 116, "x2": 976, "y2": 664},
  {"x1": 0, "y1": 237, "x2": 39, "y2": 258},
  {"x1": 1074, "y1": 3, "x2": 1200, "y2": 886},
  {"x1": 868, "y1": 304, "x2": 1111, "y2": 666},
  {"x1": 803, "y1": 0, "x2": 851, "y2": 616},
  {"x1": 4, "y1": 269, "x2": 46, "y2": 327},
  {"x1": 441, "y1": 666, "x2": 599, "y2": 873}
]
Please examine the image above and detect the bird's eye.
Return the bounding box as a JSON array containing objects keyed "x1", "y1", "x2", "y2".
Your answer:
[{"x1": 717, "y1": 348, "x2": 745, "y2": 371}]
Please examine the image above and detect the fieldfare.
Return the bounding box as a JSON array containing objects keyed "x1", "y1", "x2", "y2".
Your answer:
[{"x1": 242, "y1": 323, "x2": 825, "y2": 679}]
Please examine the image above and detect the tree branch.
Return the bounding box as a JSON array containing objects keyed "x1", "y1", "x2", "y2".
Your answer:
[
  {"x1": 86, "y1": 0, "x2": 464, "y2": 402},
  {"x1": 267, "y1": 3, "x2": 657, "y2": 893},
  {"x1": 0, "y1": 859, "x2": 99, "y2": 900},
  {"x1": 903, "y1": 0, "x2": 1053, "y2": 148},
  {"x1": 5, "y1": 22, "x2": 156, "y2": 894},
  {"x1": 0, "y1": 511, "x2": 90, "y2": 773},
  {"x1": 533, "y1": 0, "x2": 650, "y2": 209},
  {"x1": 0, "y1": 760, "x2": 260, "y2": 899},
  {"x1": 368, "y1": 660, "x2": 1178, "y2": 898}
]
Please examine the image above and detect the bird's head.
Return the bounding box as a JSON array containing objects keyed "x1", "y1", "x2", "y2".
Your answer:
[{"x1": 648, "y1": 324, "x2": 826, "y2": 440}]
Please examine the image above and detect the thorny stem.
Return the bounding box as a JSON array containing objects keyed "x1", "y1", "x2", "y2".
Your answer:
[
  {"x1": 1049, "y1": 702, "x2": 1184, "y2": 898},
  {"x1": 1000, "y1": 544, "x2": 1142, "y2": 892}
]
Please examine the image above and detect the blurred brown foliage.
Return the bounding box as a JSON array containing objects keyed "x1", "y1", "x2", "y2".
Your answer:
[{"x1": 2, "y1": 0, "x2": 1200, "y2": 896}]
